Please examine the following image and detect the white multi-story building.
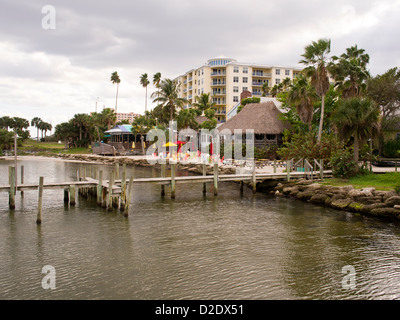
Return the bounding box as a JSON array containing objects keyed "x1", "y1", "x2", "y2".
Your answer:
[{"x1": 174, "y1": 56, "x2": 302, "y2": 123}]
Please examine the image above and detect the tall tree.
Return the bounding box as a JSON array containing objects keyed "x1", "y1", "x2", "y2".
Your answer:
[
  {"x1": 100, "y1": 108, "x2": 117, "y2": 130},
  {"x1": 192, "y1": 93, "x2": 215, "y2": 115},
  {"x1": 30, "y1": 117, "x2": 43, "y2": 142},
  {"x1": 153, "y1": 72, "x2": 162, "y2": 96},
  {"x1": 71, "y1": 113, "x2": 90, "y2": 142},
  {"x1": 110, "y1": 71, "x2": 121, "y2": 117},
  {"x1": 286, "y1": 74, "x2": 318, "y2": 131},
  {"x1": 367, "y1": 67, "x2": 400, "y2": 153},
  {"x1": 261, "y1": 82, "x2": 270, "y2": 97},
  {"x1": 176, "y1": 109, "x2": 199, "y2": 130},
  {"x1": 331, "y1": 45, "x2": 370, "y2": 98},
  {"x1": 332, "y1": 97, "x2": 380, "y2": 169},
  {"x1": 0, "y1": 116, "x2": 13, "y2": 130},
  {"x1": 151, "y1": 78, "x2": 187, "y2": 122},
  {"x1": 140, "y1": 73, "x2": 150, "y2": 113},
  {"x1": 299, "y1": 38, "x2": 332, "y2": 143}
]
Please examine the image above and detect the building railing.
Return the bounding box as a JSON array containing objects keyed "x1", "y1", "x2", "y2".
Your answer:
[{"x1": 252, "y1": 72, "x2": 272, "y2": 77}]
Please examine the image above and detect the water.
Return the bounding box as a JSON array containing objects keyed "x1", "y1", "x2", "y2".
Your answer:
[{"x1": 1, "y1": 158, "x2": 400, "y2": 300}]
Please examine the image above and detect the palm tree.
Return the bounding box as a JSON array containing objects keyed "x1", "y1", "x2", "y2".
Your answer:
[
  {"x1": 287, "y1": 75, "x2": 318, "y2": 131},
  {"x1": 332, "y1": 97, "x2": 380, "y2": 170},
  {"x1": 299, "y1": 38, "x2": 332, "y2": 143},
  {"x1": 153, "y1": 72, "x2": 161, "y2": 94},
  {"x1": 151, "y1": 78, "x2": 187, "y2": 122},
  {"x1": 176, "y1": 109, "x2": 200, "y2": 130},
  {"x1": 110, "y1": 71, "x2": 121, "y2": 116},
  {"x1": 261, "y1": 82, "x2": 270, "y2": 97},
  {"x1": 140, "y1": 73, "x2": 150, "y2": 113},
  {"x1": 42, "y1": 122, "x2": 52, "y2": 141},
  {"x1": 192, "y1": 93, "x2": 216, "y2": 115},
  {"x1": 30, "y1": 117, "x2": 42, "y2": 142},
  {"x1": 71, "y1": 113, "x2": 90, "y2": 141},
  {"x1": 100, "y1": 108, "x2": 117, "y2": 130},
  {"x1": 0, "y1": 116, "x2": 13, "y2": 130},
  {"x1": 331, "y1": 45, "x2": 370, "y2": 98}
]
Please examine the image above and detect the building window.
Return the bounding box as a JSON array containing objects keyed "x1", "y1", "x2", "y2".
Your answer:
[
  {"x1": 275, "y1": 69, "x2": 281, "y2": 75},
  {"x1": 243, "y1": 67, "x2": 248, "y2": 74},
  {"x1": 233, "y1": 96, "x2": 239, "y2": 102},
  {"x1": 243, "y1": 87, "x2": 248, "y2": 92},
  {"x1": 285, "y1": 69, "x2": 290, "y2": 76},
  {"x1": 233, "y1": 76, "x2": 239, "y2": 83},
  {"x1": 275, "y1": 78, "x2": 280, "y2": 85},
  {"x1": 234, "y1": 66, "x2": 239, "y2": 73},
  {"x1": 233, "y1": 86, "x2": 239, "y2": 93},
  {"x1": 243, "y1": 77, "x2": 248, "y2": 83}
]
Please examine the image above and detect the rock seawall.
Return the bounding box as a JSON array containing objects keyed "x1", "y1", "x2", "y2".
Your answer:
[
  {"x1": 273, "y1": 180, "x2": 400, "y2": 220},
  {"x1": 52, "y1": 153, "x2": 236, "y2": 175}
]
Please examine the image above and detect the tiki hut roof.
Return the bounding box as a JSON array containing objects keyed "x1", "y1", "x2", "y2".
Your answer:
[
  {"x1": 195, "y1": 116, "x2": 208, "y2": 126},
  {"x1": 217, "y1": 102, "x2": 290, "y2": 134}
]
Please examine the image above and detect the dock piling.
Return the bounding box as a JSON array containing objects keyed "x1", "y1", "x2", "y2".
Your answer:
[
  {"x1": 69, "y1": 185, "x2": 76, "y2": 206},
  {"x1": 213, "y1": 163, "x2": 218, "y2": 196},
  {"x1": 171, "y1": 162, "x2": 176, "y2": 199},
  {"x1": 161, "y1": 163, "x2": 166, "y2": 197},
  {"x1": 124, "y1": 176, "x2": 133, "y2": 217},
  {"x1": 36, "y1": 177, "x2": 44, "y2": 224},
  {"x1": 9, "y1": 166, "x2": 15, "y2": 210}
]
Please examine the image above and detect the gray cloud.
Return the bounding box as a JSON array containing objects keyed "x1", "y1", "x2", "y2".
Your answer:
[{"x1": 0, "y1": 0, "x2": 399, "y2": 134}]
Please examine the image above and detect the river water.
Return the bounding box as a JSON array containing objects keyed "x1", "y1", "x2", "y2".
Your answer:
[{"x1": 0, "y1": 158, "x2": 400, "y2": 300}]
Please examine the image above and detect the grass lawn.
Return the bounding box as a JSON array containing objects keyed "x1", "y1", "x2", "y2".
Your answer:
[
  {"x1": 322, "y1": 172, "x2": 400, "y2": 191},
  {"x1": 20, "y1": 139, "x2": 91, "y2": 155}
]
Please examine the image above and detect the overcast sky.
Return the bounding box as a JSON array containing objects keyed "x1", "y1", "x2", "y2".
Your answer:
[{"x1": 1, "y1": 0, "x2": 400, "y2": 137}]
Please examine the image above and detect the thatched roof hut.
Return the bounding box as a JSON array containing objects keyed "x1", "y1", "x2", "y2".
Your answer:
[{"x1": 218, "y1": 101, "x2": 290, "y2": 133}]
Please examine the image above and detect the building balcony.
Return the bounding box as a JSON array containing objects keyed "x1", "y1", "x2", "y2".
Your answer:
[
  {"x1": 252, "y1": 72, "x2": 272, "y2": 77},
  {"x1": 211, "y1": 71, "x2": 226, "y2": 76},
  {"x1": 211, "y1": 81, "x2": 226, "y2": 86},
  {"x1": 212, "y1": 90, "x2": 226, "y2": 96},
  {"x1": 252, "y1": 82, "x2": 267, "y2": 86}
]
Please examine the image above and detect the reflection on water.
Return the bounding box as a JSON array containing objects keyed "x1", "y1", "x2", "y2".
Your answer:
[{"x1": 1, "y1": 159, "x2": 400, "y2": 300}]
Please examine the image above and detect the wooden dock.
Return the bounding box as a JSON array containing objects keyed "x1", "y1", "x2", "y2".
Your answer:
[{"x1": 1, "y1": 161, "x2": 332, "y2": 224}]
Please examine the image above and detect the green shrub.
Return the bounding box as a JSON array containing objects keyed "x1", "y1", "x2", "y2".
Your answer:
[
  {"x1": 331, "y1": 147, "x2": 357, "y2": 178},
  {"x1": 395, "y1": 182, "x2": 400, "y2": 194},
  {"x1": 278, "y1": 131, "x2": 344, "y2": 165},
  {"x1": 383, "y1": 139, "x2": 400, "y2": 158}
]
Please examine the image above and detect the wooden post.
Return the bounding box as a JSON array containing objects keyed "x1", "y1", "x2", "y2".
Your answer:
[
  {"x1": 320, "y1": 159, "x2": 324, "y2": 180},
  {"x1": 171, "y1": 162, "x2": 176, "y2": 199},
  {"x1": 97, "y1": 170, "x2": 103, "y2": 206},
  {"x1": 36, "y1": 177, "x2": 44, "y2": 224},
  {"x1": 202, "y1": 163, "x2": 207, "y2": 194},
  {"x1": 9, "y1": 166, "x2": 15, "y2": 210},
  {"x1": 69, "y1": 185, "x2": 76, "y2": 206},
  {"x1": 20, "y1": 165, "x2": 24, "y2": 196},
  {"x1": 161, "y1": 163, "x2": 166, "y2": 197},
  {"x1": 120, "y1": 164, "x2": 127, "y2": 211},
  {"x1": 115, "y1": 163, "x2": 120, "y2": 180},
  {"x1": 63, "y1": 188, "x2": 69, "y2": 203},
  {"x1": 273, "y1": 160, "x2": 276, "y2": 173},
  {"x1": 107, "y1": 171, "x2": 114, "y2": 211},
  {"x1": 286, "y1": 160, "x2": 291, "y2": 182},
  {"x1": 124, "y1": 176, "x2": 133, "y2": 217},
  {"x1": 213, "y1": 163, "x2": 218, "y2": 196},
  {"x1": 252, "y1": 163, "x2": 257, "y2": 194}
]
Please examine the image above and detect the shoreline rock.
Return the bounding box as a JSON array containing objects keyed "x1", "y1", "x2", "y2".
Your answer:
[{"x1": 272, "y1": 179, "x2": 400, "y2": 221}]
